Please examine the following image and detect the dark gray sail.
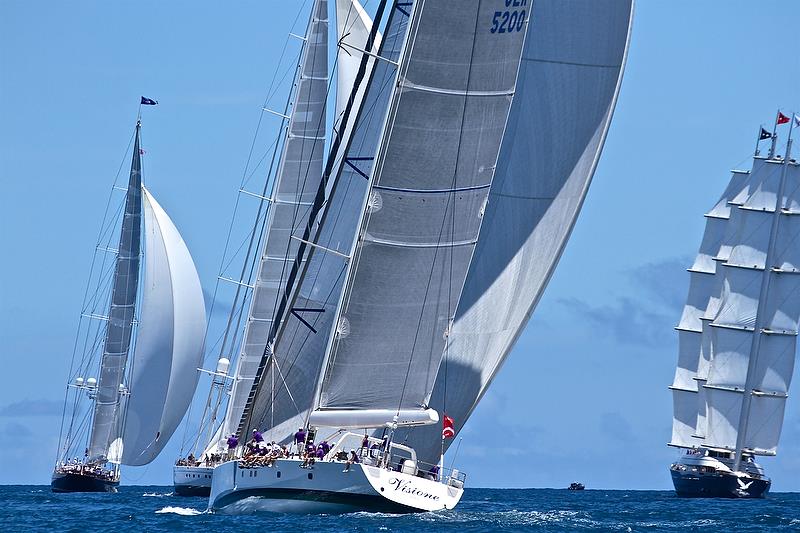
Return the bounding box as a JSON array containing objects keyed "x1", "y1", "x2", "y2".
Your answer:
[{"x1": 87, "y1": 123, "x2": 143, "y2": 461}]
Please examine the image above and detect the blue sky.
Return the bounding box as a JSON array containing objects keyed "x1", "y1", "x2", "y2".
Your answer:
[{"x1": 1, "y1": 1, "x2": 799, "y2": 490}]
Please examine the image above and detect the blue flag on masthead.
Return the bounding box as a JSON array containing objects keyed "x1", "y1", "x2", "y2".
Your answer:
[{"x1": 140, "y1": 97, "x2": 158, "y2": 106}]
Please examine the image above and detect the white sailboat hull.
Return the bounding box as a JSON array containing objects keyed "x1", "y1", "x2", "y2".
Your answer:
[
  {"x1": 208, "y1": 458, "x2": 463, "y2": 514},
  {"x1": 173, "y1": 465, "x2": 214, "y2": 496}
]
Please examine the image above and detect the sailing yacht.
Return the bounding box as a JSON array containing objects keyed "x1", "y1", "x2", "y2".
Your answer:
[
  {"x1": 204, "y1": 0, "x2": 632, "y2": 514},
  {"x1": 52, "y1": 112, "x2": 207, "y2": 492},
  {"x1": 669, "y1": 113, "x2": 800, "y2": 498}
]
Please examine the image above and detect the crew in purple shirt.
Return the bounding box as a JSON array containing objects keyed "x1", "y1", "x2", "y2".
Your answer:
[{"x1": 251, "y1": 429, "x2": 264, "y2": 443}]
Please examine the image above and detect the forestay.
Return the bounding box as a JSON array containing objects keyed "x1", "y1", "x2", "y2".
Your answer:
[
  {"x1": 314, "y1": 0, "x2": 528, "y2": 418},
  {"x1": 242, "y1": 0, "x2": 400, "y2": 439},
  {"x1": 87, "y1": 125, "x2": 144, "y2": 462},
  {"x1": 121, "y1": 188, "x2": 206, "y2": 466},
  {"x1": 223, "y1": 0, "x2": 329, "y2": 442},
  {"x1": 669, "y1": 168, "x2": 752, "y2": 449},
  {"x1": 400, "y1": 0, "x2": 634, "y2": 461},
  {"x1": 704, "y1": 157, "x2": 800, "y2": 456}
]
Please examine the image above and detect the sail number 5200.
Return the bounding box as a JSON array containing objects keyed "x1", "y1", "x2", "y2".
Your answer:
[{"x1": 490, "y1": 0, "x2": 527, "y2": 33}]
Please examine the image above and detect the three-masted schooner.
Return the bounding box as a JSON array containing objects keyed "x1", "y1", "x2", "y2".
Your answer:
[
  {"x1": 197, "y1": 0, "x2": 631, "y2": 514},
  {"x1": 52, "y1": 109, "x2": 207, "y2": 492},
  {"x1": 670, "y1": 112, "x2": 800, "y2": 498}
]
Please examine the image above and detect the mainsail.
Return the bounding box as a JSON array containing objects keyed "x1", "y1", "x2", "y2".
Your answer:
[
  {"x1": 310, "y1": 0, "x2": 529, "y2": 424},
  {"x1": 669, "y1": 166, "x2": 754, "y2": 448},
  {"x1": 87, "y1": 125, "x2": 144, "y2": 462},
  {"x1": 222, "y1": 0, "x2": 329, "y2": 442},
  {"x1": 240, "y1": 0, "x2": 395, "y2": 439},
  {"x1": 400, "y1": 0, "x2": 634, "y2": 460},
  {"x1": 121, "y1": 188, "x2": 206, "y2": 466},
  {"x1": 702, "y1": 150, "x2": 800, "y2": 459}
]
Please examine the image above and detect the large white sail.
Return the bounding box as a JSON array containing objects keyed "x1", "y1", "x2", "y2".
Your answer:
[
  {"x1": 669, "y1": 168, "x2": 752, "y2": 449},
  {"x1": 240, "y1": 0, "x2": 399, "y2": 439},
  {"x1": 121, "y1": 188, "x2": 206, "y2": 466},
  {"x1": 87, "y1": 126, "x2": 144, "y2": 462},
  {"x1": 311, "y1": 0, "x2": 529, "y2": 423},
  {"x1": 222, "y1": 0, "x2": 329, "y2": 443},
  {"x1": 703, "y1": 155, "x2": 800, "y2": 456},
  {"x1": 399, "y1": 0, "x2": 634, "y2": 460}
]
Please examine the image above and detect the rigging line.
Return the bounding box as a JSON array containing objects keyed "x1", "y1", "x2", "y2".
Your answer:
[
  {"x1": 227, "y1": 1, "x2": 329, "y2": 429},
  {"x1": 396, "y1": 0, "x2": 484, "y2": 414},
  {"x1": 202, "y1": 1, "x2": 309, "y2": 371},
  {"x1": 61, "y1": 126, "x2": 137, "y2": 461},
  {"x1": 239, "y1": 0, "x2": 393, "y2": 438}
]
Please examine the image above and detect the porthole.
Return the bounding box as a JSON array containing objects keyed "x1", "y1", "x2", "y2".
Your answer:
[
  {"x1": 308, "y1": 473, "x2": 313, "y2": 480},
  {"x1": 277, "y1": 471, "x2": 281, "y2": 478}
]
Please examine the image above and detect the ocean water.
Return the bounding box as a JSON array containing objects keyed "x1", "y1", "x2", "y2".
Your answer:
[{"x1": 3, "y1": 486, "x2": 799, "y2": 532}]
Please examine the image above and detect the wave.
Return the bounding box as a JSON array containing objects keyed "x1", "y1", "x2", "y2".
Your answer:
[
  {"x1": 155, "y1": 506, "x2": 202, "y2": 516},
  {"x1": 143, "y1": 492, "x2": 173, "y2": 497}
]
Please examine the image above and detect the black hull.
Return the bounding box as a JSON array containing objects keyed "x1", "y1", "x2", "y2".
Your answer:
[
  {"x1": 51, "y1": 471, "x2": 119, "y2": 493},
  {"x1": 671, "y1": 469, "x2": 770, "y2": 499},
  {"x1": 174, "y1": 484, "x2": 211, "y2": 497}
]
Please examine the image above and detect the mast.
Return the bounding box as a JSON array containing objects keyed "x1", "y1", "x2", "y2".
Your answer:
[
  {"x1": 87, "y1": 121, "x2": 144, "y2": 462},
  {"x1": 733, "y1": 119, "x2": 794, "y2": 471}
]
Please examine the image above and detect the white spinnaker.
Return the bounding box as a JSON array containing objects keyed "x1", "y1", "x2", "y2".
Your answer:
[
  {"x1": 121, "y1": 188, "x2": 206, "y2": 466},
  {"x1": 704, "y1": 159, "x2": 800, "y2": 455},
  {"x1": 669, "y1": 169, "x2": 752, "y2": 449},
  {"x1": 401, "y1": 0, "x2": 634, "y2": 462}
]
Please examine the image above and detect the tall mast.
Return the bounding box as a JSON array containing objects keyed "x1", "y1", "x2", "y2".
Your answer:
[{"x1": 733, "y1": 116, "x2": 795, "y2": 471}]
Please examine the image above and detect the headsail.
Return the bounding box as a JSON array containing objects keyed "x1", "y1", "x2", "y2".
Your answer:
[
  {"x1": 398, "y1": 0, "x2": 634, "y2": 460},
  {"x1": 87, "y1": 124, "x2": 144, "y2": 462},
  {"x1": 222, "y1": 0, "x2": 329, "y2": 442},
  {"x1": 311, "y1": 0, "x2": 528, "y2": 423},
  {"x1": 121, "y1": 188, "x2": 206, "y2": 466}
]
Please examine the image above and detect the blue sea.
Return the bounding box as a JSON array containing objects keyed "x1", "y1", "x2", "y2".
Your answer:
[{"x1": 3, "y1": 486, "x2": 799, "y2": 531}]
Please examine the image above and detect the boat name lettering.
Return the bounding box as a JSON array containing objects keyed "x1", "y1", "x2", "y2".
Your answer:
[{"x1": 387, "y1": 478, "x2": 440, "y2": 500}]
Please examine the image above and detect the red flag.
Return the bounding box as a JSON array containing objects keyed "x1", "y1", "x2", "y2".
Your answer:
[
  {"x1": 442, "y1": 415, "x2": 455, "y2": 439},
  {"x1": 777, "y1": 112, "x2": 790, "y2": 125}
]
